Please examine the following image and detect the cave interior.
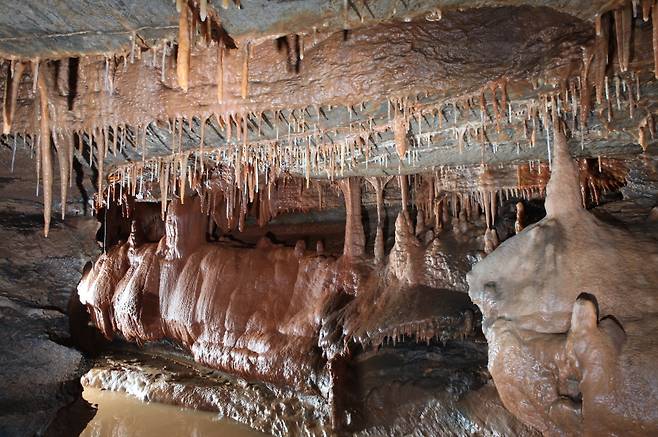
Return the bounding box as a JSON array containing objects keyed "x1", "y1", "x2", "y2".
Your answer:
[{"x1": 0, "y1": 1, "x2": 657, "y2": 436}]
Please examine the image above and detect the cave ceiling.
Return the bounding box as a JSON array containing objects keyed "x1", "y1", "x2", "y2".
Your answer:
[{"x1": 0, "y1": 0, "x2": 655, "y2": 202}]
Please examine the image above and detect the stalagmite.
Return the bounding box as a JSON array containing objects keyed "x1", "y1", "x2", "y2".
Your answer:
[
  {"x1": 515, "y1": 201, "x2": 525, "y2": 234},
  {"x1": 545, "y1": 121, "x2": 582, "y2": 217},
  {"x1": 37, "y1": 69, "x2": 52, "y2": 237},
  {"x1": 3, "y1": 61, "x2": 25, "y2": 134},
  {"x1": 177, "y1": 0, "x2": 190, "y2": 92},
  {"x1": 639, "y1": 115, "x2": 651, "y2": 152},
  {"x1": 483, "y1": 228, "x2": 499, "y2": 254}
]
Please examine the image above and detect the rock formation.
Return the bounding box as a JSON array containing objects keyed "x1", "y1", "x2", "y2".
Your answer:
[
  {"x1": 468, "y1": 128, "x2": 658, "y2": 436},
  {"x1": 76, "y1": 180, "x2": 481, "y2": 394}
]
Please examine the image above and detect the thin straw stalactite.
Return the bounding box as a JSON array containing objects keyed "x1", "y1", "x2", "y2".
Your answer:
[{"x1": 36, "y1": 68, "x2": 52, "y2": 237}]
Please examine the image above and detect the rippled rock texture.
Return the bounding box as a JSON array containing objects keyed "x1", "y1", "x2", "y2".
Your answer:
[
  {"x1": 468, "y1": 129, "x2": 658, "y2": 436},
  {"x1": 75, "y1": 174, "x2": 538, "y2": 434},
  {"x1": 77, "y1": 195, "x2": 479, "y2": 386}
]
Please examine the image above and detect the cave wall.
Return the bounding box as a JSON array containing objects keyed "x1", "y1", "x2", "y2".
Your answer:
[{"x1": 0, "y1": 148, "x2": 99, "y2": 436}]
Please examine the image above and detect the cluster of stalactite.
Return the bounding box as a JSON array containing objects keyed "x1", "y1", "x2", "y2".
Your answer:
[
  {"x1": 101, "y1": 156, "x2": 627, "y2": 259},
  {"x1": 99, "y1": 64, "x2": 652, "y2": 210},
  {"x1": 198, "y1": 166, "x2": 342, "y2": 233},
  {"x1": 388, "y1": 157, "x2": 626, "y2": 251},
  {"x1": 0, "y1": 0, "x2": 655, "y2": 237},
  {"x1": 374, "y1": 313, "x2": 475, "y2": 349}
]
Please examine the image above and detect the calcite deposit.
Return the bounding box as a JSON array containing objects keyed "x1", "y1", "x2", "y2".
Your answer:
[
  {"x1": 1, "y1": 0, "x2": 657, "y2": 436},
  {"x1": 76, "y1": 189, "x2": 481, "y2": 395}
]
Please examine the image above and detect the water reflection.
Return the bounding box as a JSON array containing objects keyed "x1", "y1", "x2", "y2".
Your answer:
[{"x1": 80, "y1": 387, "x2": 267, "y2": 437}]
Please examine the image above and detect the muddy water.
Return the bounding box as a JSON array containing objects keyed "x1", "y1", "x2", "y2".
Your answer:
[{"x1": 79, "y1": 386, "x2": 268, "y2": 437}]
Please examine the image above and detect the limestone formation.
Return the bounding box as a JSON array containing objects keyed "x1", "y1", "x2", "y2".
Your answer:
[
  {"x1": 0, "y1": 1, "x2": 657, "y2": 436},
  {"x1": 468, "y1": 129, "x2": 658, "y2": 436}
]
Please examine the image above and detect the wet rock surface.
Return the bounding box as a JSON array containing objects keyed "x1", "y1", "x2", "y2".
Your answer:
[
  {"x1": 80, "y1": 339, "x2": 538, "y2": 437},
  {"x1": 82, "y1": 347, "x2": 330, "y2": 437}
]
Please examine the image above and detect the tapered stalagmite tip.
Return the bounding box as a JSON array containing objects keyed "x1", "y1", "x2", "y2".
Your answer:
[{"x1": 544, "y1": 126, "x2": 583, "y2": 218}]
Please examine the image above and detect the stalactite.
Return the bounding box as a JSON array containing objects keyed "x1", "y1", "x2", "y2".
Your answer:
[
  {"x1": 177, "y1": 0, "x2": 190, "y2": 92},
  {"x1": 217, "y1": 40, "x2": 224, "y2": 102},
  {"x1": 398, "y1": 174, "x2": 409, "y2": 216},
  {"x1": 200, "y1": 116, "x2": 206, "y2": 172},
  {"x1": 180, "y1": 153, "x2": 187, "y2": 204},
  {"x1": 37, "y1": 69, "x2": 52, "y2": 237},
  {"x1": 97, "y1": 127, "x2": 104, "y2": 207},
  {"x1": 580, "y1": 48, "x2": 595, "y2": 128},
  {"x1": 489, "y1": 190, "x2": 496, "y2": 226},
  {"x1": 338, "y1": 177, "x2": 365, "y2": 258},
  {"x1": 200, "y1": 0, "x2": 208, "y2": 22},
  {"x1": 52, "y1": 132, "x2": 69, "y2": 220},
  {"x1": 643, "y1": 0, "x2": 652, "y2": 21},
  {"x1": 366, "y1": 176, "x2": 390, "y2": 263},
  {"x1": 592, "y1": 14, "x2": 609, "y2": 105},
  {"x1": 31, "y1": 60, "x2": 39, "y2": 95},
  {"x1": 490, "y1": 83, "x2": 502, "y2": 133},
  {"x1": 393, "y1": 105, "x2": 408, "y2": 159},
  {"x1": 654, "y1": 0, "x2": 658, "y2": 79},
  {"x1": 241, "y1": 42, "x2": 250, "y2": 100},
  {"x1": 615, "y1": 3, "x2": 632, "y2": 73},
  {"x1": 3, "y1": 61, "x2": 25, "y2": 134},
  {"x1": 160, "y1": 160, "x2": 169, "y2": 220},
  {"x1": 628, "y1": 78, "x2": 636, "y2": 119},
  {"x1": 479, "y1": 189, "x2": 490, "y2": 228}
]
